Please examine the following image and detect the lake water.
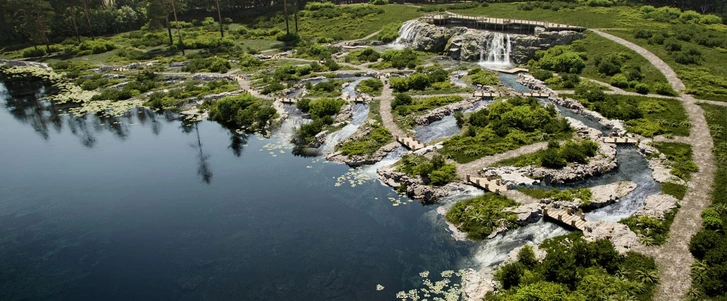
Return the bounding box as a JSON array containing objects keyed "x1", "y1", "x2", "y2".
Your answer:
[{"x1": 0, "y1": 81, "x2": 479, "y2": 300}]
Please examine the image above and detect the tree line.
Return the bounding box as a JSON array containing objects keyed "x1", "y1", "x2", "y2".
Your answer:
[{"x1": 2, "y1": 0, "x2": 725, "y2": 50}]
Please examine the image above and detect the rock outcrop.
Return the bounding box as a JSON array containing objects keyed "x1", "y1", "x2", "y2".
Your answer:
[
  {"x1": 583, "y1": 221, "x2": 641, "y2": 254},
  {"x1": 397, "y1": 20, "x2": 585, "y2": 64},
  {"x1": 376, "y1": 166, "x2": 470, "y2": 204},
  {"x1": 635, "y1": 194, "x2": 679, "y2": 220}
]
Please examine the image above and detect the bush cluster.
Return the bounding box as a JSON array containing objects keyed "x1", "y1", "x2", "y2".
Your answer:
[
  {"x1": 440, "y1": 97, "x2": 572, "y2": 163},
  {"x1": 182, "y1": 57, "x2": 231, "y2": 73},
  {"x1": 397, "y1": 154, "x2": 457, "y2": 186},
  {"x1": 204, "y1": 94, "x2": 277, "y2": 132},
  {"x1": 389, "y1": 66, "x2": 449, "y2": 92},
  {"x1": 338, "y1": 122, "x2": 392, "y2": 156},
  {"x1": 446, "y1": 194, "x2": 519, "y2": 240},
  {"x1": 540, "y1": 140, "x2": 599, "y2": 169},
  {"x1": 488, "y1": 233, "x2": 659, "y2": 300}
]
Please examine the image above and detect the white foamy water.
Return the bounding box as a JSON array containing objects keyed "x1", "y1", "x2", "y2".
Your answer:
[
  {"x1": 390, "y1": 20, "x2": 420, "y2": 49},
  {"x1": 469, "y1": 220, "x2": 568, "y2": 269},
  {"x1": 479, "y1": 33, "x2": 513, "y2": 69}
]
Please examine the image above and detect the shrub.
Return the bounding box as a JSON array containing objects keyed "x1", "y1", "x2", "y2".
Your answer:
[
  {"x1": 634, "y1": 29, "x2": 653, "y2": 39},
  {"x1": 653, "y1": 82, "x2": 675, "y2": 96},
  {"x1": 610, "y1": 74, "x2": 629, "y2": 88},
  {"x1": 376, "y1": 23, "x2": 401, "y2": 43},
  {"x1": 635, "y1": 83, "x2": 650, "y2": 94},
  {"x1": 22, "y1": 48, "x2": 46, "y2": 58},
  {"x1": 532, "y1": 69, "x2": 553, "y2": 81},
  {"x1": 446, "y1": 194, "x2": 519, "y2": 240},
  {"x1": 204, "y1": 94, "x2": 277, "y2": 131}
]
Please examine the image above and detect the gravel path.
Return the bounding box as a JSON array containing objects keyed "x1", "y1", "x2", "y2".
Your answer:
[
  {"x1": 379, "y1": 81, "x2": 407, "y2": 138},
  {"x1": 454, "y1": 142, "x2": 549, "y2": 179},
  {"x1": 592, "y1": 29, "x2": 716, "y2": 301}
]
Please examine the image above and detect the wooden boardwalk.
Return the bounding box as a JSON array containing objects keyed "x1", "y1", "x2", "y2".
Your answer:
[
  {"x1": 395, "y1": 136, "x2": 426, "y2": 151},
  {"x1": 279, "y1": 98, "x2": 298, "y2": 104},
  {"x1": 517, "y1": 91, "x2": 551, "y2": 98},
  {"x1": 601, "y1": 136, "x2": 640, "y2": 145},
  {"x1": 472, "y1": 91, "x2": 499, "y2": 98},
  {"x1": 542, "y1": 206, "x2": 591, "y2": 231},
  {"x1": 466, "y1": 175, "x2": 509, "y2": 194},
  {"x1": 422, "y1": 13, "x2": 586, "y2": 33},
  {"x1": 491, "y1": 67, "x2": 529, "y2": 74}
]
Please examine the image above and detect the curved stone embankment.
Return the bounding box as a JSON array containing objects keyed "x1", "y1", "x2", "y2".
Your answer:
[
  {"x1": 412, "y1": 96, "x2": 485, "y2": 126},
  {"x1": 637, "y1": 139, "x2": 687, "y2": 186},
  {"x1": 481, "y1": 117, "x2": 618, "y2": 186},
  {"x1": 0, "y1": 59, "x2": 50, "y2": 70},
  {"x1": 376, "y1": 165, "x2": 472, "y2": 204},
  {"x1": 516, "y1": 74, "x2": 626, "y2": 134},
  {"x1": 325, "y1": 119, "x2": 400, "y2": 166}
]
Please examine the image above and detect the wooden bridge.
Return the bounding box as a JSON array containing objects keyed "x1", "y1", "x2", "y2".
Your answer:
[
  {"x1": 466, "y1": 175, "x2": 509, "y2": 195},
  {"x1": 472, "y1": 91, "x2": 499, "y2": 98},
  {"x1": 421, "y1": 13, "x2": 586, "y2": 34},
  {"x1": 279, "y1": 98, "x2": 298, "y2": 104},
  {"x1": 599, "y1": 133, "x2": 640, "y2": 145},
  {"x1": 491, "y1": 67, "x2": 529, "y2": 74},
  {"x1": 542, "y1": 206, "x2": 591, "y2": 231},
  {"x1": 395, "y1": 136, "x2": 426, "y2": 151},
  {"x1": 517, "y1": 91, "x2": 551, "y2": 98}
]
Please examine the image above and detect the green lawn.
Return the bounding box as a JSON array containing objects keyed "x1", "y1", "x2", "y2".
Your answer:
[
  {"x1": 446, "y1": 4, "x2": 651, "y2": 29},
  {"x1": 577, "y1": 32, "x2": 669, "y2": 91},
  {"x1": 281, "y1": 5, "x2": 422, "y2": 41},
  {"x1": 609, "y1": 29, "x2": 727, "y2": 101}
]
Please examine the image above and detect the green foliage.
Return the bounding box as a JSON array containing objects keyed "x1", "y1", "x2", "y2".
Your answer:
[
  {"x1": 650, "y1": 142, "x2": 698, "y2": 181},
  {"x1": 79, "y1": 39, "x2": 116, "y2": 54},
  {"x1": 376, "y1": 22, "x2": 401, "y2": 43},
  {"x1": 495, "y1": 139, "x2": 599, "y2": 169},
  {"x1": 446, "y1": 194, "x2": 519, "y2": 240},
  {"x1": 204, "y1": 94, "x2": 277, "y2": 132},
  {"x1": 465, "y1": 67, "x2": 499, "y2": 85},
  {"x1": 346, "y1": 47, "x2": 380, "y2": 63},
  {"x1": 393, "y1": 95, "x2": 463, "y2": 116},
  {"x1": 440, "y1": 97, "x2": 572, "y2": 163},
  {"x1": 307, "y1": 97, "x2": 345, "y2": 119},
  {"x1": 661, "y1": 182, "x2": 687, "y2": 200},
  {"x1": 307, "y1": 80, "x2": 343, "y2": 97},
  {"x1": 182, "y1": 57, "x2": 231, "y2": 73},
  {"x1": 388, "y1": 66, "x2": 450, "y2": 92},
  {"x1": 519, "y1": 187, "x2": 593, "y2": 206},
  {"x1": 573, "y1": 93, "x2": 689, "y2": 137},
  {"x1": 397, "y1": 154, "x2": 457, "y2": 186},
  {"x1": 22, "y1": 47, "x2": 46, "y2": 58},
  {"x1": 338, "y1": 122, "x2": 392, "y2": 157},
  {"x1": 621, "y1": 206, "x2": 679, "y2": 246},
  {"x1": 92, "y1": 71, "x2": 158, "y2": 101},
  {"x1": 145, "y1": 80, "x2": 238, "y2": 111},
  {"x1": 373, "y1": 48, "x2": 419, "y2": 69},
  {"x1": 357, "y1": 78, "x2": 383, "y2": 96},
  {"x1": 489, "y1": 232, "x2": 658, "y2": 300},
  {"x1": 535, "y1": 45, "x2": 587, "y2": 74},
  {"x1": 296, "y1": 43, "x2": 338, "y2": 60},
  {"x1": 688, "y1": 104, "x2": 727, "y2": 299}
]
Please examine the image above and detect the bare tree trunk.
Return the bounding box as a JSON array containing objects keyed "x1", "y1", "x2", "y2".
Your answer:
[
  {"x1": 294, "y1": 0, "x2": 299, "y2": 33},
  {"x1": 284, "y1": 0, "x2": 289, "y2": 35},
  {"x1": 170, "y1": 0, "x2": 185, "y2": 55},
  {"x1": 215, "y1": 0, "x2": 224, "y2": 37},
  {"x1": 161, "y1": 0, "x2": 174, "y2": 45},
  {"x1": 82, "y1": 0, "x2": 94, "y2": 40},
  {"x1": 70, "y1": 7, "x2": 81, "y2": 44}
]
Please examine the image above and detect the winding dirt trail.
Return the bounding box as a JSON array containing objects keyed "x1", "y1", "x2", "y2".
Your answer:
[
  {"x1": 591, "y1": 29, "x2": 716, "y2": 301},
  {"x1": 454, "y1": 142, "x2": 549, "y2": 179},
  {"x1": 379, "y1": 81, "x2": 407, "y2": 138}
]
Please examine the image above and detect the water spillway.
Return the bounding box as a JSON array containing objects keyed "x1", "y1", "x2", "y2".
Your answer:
[{"x1": 479, "y1": 33, "x2": 513, "y2": 69}]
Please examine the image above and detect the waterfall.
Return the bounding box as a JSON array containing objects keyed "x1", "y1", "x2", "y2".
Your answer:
[
  {"x1": 479, "y1": 33, "x2": 513, "y2": 69},
  {"x1": 392, "y1": 20, "x2": 420, "y2": 46}
]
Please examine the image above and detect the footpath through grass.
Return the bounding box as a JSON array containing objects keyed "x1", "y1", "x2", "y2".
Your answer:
[{"x1": 687, "y1": 103, "x2": 727, "y2": 300}]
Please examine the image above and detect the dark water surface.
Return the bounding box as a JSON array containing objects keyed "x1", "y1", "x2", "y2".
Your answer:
[{"x1": 0, "y1": 82, "x2": 474, "y2": 301}]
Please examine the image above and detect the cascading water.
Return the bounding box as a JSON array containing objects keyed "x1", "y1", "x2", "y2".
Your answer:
[
  {"x1": 479, "y1": 33, "x2": 513, "y2": 69},
  {"x1": 320, "y1": 78, "x2": 370, "y2": 153},
  {"x1": 392, "y1": 20, "x2": 420, "y2": 48}
]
